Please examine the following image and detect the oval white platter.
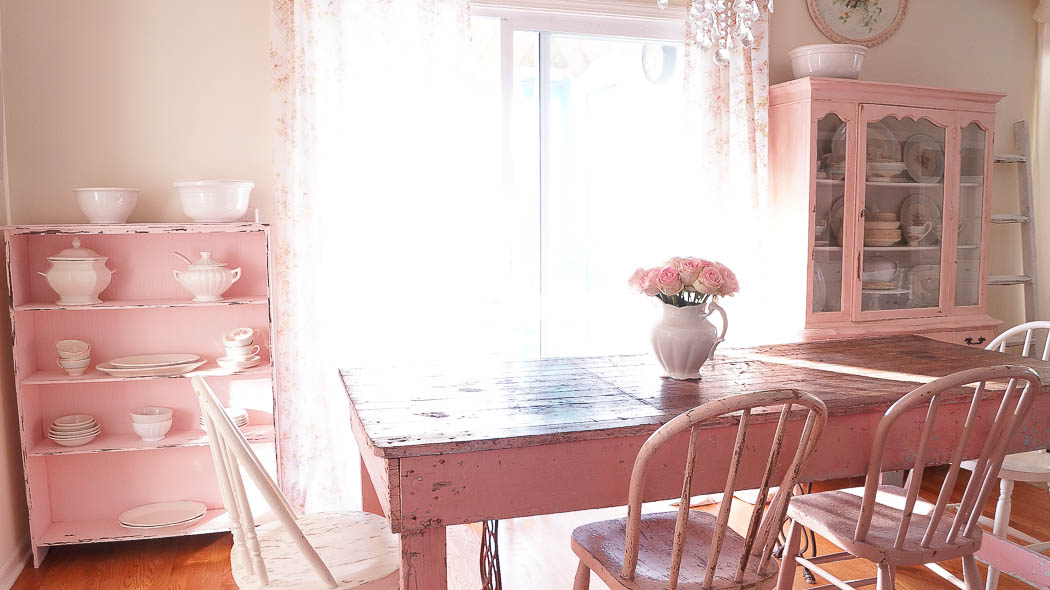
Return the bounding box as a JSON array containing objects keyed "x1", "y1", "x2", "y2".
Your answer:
[
  {"x1": 109, "y1": 353, "x2": 202, "y2": 368},
  {"x1": 119, "y1": 500, "x2": 207, "y2": 529},
  {"x1": 96, "y1": 360, "x2": 206, "y2": 377}
]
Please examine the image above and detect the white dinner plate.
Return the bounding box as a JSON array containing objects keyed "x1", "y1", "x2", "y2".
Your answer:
[
  {"x1": 96, "y1": 360, "x2": 206, "y2": 377},
  {"x1": 109, "y1": 354, "x2": 202, "y2": 368},
  {"x1": 898, "y1": 195, "x2": 942, "y2": 246},
  {"x1": 118, "y1": 501, "x2": 207, "y2": 528}
]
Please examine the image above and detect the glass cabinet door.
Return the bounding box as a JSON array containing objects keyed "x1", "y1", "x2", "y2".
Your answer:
[
  {"x1": 858, "y1": 113, "x2": 948, "y2": 314},
  {"x1": 955, "y1": 122, "x2": 987, "y2": 307},
  {"x1": 812, "y1": 112, "x2": 847, "y2": 314}
]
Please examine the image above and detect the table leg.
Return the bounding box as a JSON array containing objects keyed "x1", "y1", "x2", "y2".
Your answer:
[
  {"x1": 400, "y1": 527, "x2": 448, "y2": 590},
  {"x1": 361, "y1": 455, "x2": 383, "y2": 516},
  {"x1": 985, "y1": 478, "x2": 1014, "y2": 590}
]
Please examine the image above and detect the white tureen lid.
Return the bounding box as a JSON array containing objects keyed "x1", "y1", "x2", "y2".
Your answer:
[{"x1": 48, "y1": 238, "x2": 107, "y2": 261}]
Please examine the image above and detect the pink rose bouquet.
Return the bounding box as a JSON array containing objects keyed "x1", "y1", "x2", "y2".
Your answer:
[{"x1": 628, "y1": 256, "x2": 739, "y2": 307}]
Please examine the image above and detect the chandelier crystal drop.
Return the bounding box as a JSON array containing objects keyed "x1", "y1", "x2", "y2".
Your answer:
[{"x1": 659, "y1": 0, "x2": 771, "y2": 65}]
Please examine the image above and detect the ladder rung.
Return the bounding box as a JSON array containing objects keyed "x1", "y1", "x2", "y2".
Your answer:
[
  {"x1": 988, "y1": 274, "x2": 1034, "y2": 286},
  {"x1": 994, "y1": 153, "x2": 1027, "y2": 163},
  {"x1": 991, "y1": 214, "x2": 1031, "y2": 224}
]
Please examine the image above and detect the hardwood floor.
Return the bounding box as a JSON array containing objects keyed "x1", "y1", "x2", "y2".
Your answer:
[{"x1": 13, "y1": 468, "x2": 1050, "y2": 589}]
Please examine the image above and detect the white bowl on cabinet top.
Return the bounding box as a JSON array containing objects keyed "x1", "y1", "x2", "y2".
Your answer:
[
  {"x1": 74, "y1": 188, "x2": 138, "y2": 224},
  {"x1": 788, "y1": 44, "x2": 866, "y2": 80},
  {"x1": 174, "y1": 180, "x2": 254, "y2": 223}
]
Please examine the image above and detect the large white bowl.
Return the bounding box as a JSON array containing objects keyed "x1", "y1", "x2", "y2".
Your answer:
[
  {"x1": 788, "y1": 44, "x2": 866, "y2": 80},
  {"x1": 174, "y1": 180, "x2": 254, "y2": 222},
  {"x1": 132, "y1": 419, "x2": 172, "y2": 442},
  {"x1": 74, "y1": 188, "x2": 138, "y2": 224}
]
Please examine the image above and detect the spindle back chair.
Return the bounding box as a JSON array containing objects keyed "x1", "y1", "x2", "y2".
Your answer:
[
  {"x1": 193, "y1": 377, "x2": 398, "y2": 589},
  {"x1": 985, "y1": 321, "x2": 1050, "y2": 361},
  {"x1": 777, "y1": 365, "x2": 1043, "y2": 590},
  {"x1": 571, "y1": 388, "x2": 828, "y2": 590}
]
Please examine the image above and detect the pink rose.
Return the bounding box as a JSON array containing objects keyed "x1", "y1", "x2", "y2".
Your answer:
[
  {"x1": 665, "y1": 256, "x2": 684, "y2": 268},
  {"x1": 639, "y1": 268, "x2": 662, "y2": 296},
  {"x1": 627, "y1": 268, "x2": 646, "y2": 292},
  {"x1": 693, "y1": 265, "x2": 724, "y2": 295},
  {"x1": 677, "y1": 257, "x2": 705, "y2": 285},
  {"x1": 718, "y1": 263, "x2": 740, "y2": 296},
  {"x1": 656, "y1": 266, "x2": 683, "y2": 296}
]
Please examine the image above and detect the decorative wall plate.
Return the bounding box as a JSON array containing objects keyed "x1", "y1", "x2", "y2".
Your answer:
[
  {"x1": 903, "y1": 134, "x2": 945, "y2": 183},
  {"x1": 807, "y1": 0, "x2": 908, "y2": 48}
]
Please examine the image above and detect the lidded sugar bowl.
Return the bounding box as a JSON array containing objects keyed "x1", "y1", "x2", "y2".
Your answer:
[
  {"x1": 38, "y1": 238, "x2": 115, "y2": 305},
  {"x1": 172, "y1": 251, "x2": 242, "y2": 302}
]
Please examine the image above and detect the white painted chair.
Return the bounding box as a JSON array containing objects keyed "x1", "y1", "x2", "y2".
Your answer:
[
  {"x1": 776, "y1": 365, "x2": 1043, "y2": 590},
  {"x1": 956, "y1": 322, "x2": 1050, "y2": 590},
  {"x1": 571, "y1": 389, "x2": 829, "y2": 590},
  {"x1": 192, "y1": 377, "x2": 399, "y2": 589}
]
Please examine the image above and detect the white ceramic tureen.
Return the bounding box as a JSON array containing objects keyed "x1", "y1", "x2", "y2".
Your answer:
[
  {"x1": 38, "y1": 238, "x2": 115, "y2": 305},
  {"x1": 172, "y1": 251, "x2": 241, "y2": 302}
]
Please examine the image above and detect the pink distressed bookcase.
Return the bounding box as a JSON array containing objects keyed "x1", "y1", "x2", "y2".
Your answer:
[
  {"x1": 2, "y1": 223, "x2": 280, "y2": 566},
  {"x1": 768, "y1": 77, "x2": 1003, "y2": 345}
]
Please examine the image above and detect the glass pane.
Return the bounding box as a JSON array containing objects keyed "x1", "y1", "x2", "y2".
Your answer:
[
  {"x1": 860, "y1": 116, "x2": 946, "y2": 312},
  {"x1": 540, "y1": 35, "x2": 694, "y2": 357},
  {"x1": 813, "y1": 113, "x2": 846, "y2": 313},
  {"x1": 956, "y1": 123, "x2": 986, "y2": 306}
]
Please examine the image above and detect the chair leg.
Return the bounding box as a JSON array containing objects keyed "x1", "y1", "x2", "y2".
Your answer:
[
  {"x1": 876, "y1": 563, "x2": 896, "y2": 590},
  {"x1": 573, "y1": 559, "x2": 590, "y2": 590},
  {"x1": 776, "y1": 520, "x2": 802, "y2": 590},
  {"x1": 985, "y1": 478, "x2": 1015, "y2": 590},
  {"x1": 962, "y1": 554, "x2": 983, "y2": 590}
]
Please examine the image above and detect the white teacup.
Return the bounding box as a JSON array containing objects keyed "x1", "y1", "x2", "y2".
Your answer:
[
  {"x1": 224, "y1": 344, "x2": 260, "y2": 360},
  {"x1": 904, "y1": 222, "x2": 933, "y2": 247},
  {"x1": 224, "y1": 328, "x2": 258, "y2": 347}
]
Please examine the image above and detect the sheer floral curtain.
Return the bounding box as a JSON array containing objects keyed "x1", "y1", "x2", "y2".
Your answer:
[{"x1": 270, "y1": 0, "x2": 506, "y2": 510}]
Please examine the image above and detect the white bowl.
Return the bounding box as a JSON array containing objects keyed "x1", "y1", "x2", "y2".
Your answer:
[
  {"x1": 788, "y1": 44, "x2": 866, "y2": 80},
  {"x1": 174, "y1": 180, "x2": 254, "y2": 223},
  {"x1": 49, "y1": 426, "x2": 100, "y2": 438},
  {"x1": 56, "y1": 339, "x2": 90, "y2": 358},
  {"x1": 57, "y1": 357, "x2": 90, "y2": 369},
  {"x1": 223, "y1": 327, "x2": 256, "y2": 347},
  {"x1": 50, "y1": 422, "x2": 98, "y2": 434},
  {"x1": 130, "y1": 407, "x2": 174, "y2": 424},
  {"x1": 53, "y1": 414, "x2": 95, "y2": 427},
  {"x1": 74, "y1": 188, "x2": 138, "y2": 224},
  {"x1": 50, "y1": 433, "x2": 99, "y2": 447},
  {"x1": 132, "y1": 419, "x2": 172, "y2": 442}
]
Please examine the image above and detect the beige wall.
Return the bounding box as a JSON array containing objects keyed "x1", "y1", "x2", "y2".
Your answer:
[
  {"x1": 770, "y1": 0, "x2": 1041, "y2": 329},
  {"x1": 0, "y1": 0, "x2": 274, "y2": 224}
]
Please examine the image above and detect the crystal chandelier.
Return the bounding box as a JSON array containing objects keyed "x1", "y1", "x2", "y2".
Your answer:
[{"x1": 658, "y1": 0, "x2": 772, "y2": 66}]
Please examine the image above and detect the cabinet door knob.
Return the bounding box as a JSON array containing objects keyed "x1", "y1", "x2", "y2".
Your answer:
[{"x1": 964, "y1": 336, "x2": 987, "y2": 346}]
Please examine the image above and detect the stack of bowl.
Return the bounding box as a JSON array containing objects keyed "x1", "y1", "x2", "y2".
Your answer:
[
  {"x1": 56, "y1": 339, "x2": 91, "y2": 376},
  {"x1": 130, "y1": 407, "x2": 173, "y2": 442},
  {"x1": 48, "y1": 414, "x2": 100, "y2": 447},
  {"x1": 218, "y1": 328, "x2": 262, "y2": 371},
  {"x1": 864, "y1": 211, "x2": 901, "y2": 247}
]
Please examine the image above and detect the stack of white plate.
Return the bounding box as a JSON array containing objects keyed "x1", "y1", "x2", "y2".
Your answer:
[
  {"x1": 199, "y1": 407, "x2": 248, "y2": 429},
  {"x1": 48, "y1": 414, "x2": 101, "y2": 447},
  {"x1": 96, "y1": 354, "x2": 206, "y2": 377},
  {"x1": 118, "y1": 500, "x2": 207, "y2": 532}
]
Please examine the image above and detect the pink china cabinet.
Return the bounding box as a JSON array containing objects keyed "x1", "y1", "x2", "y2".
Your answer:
[
  {"x1": 769, "y1": 77, "x2": 1002, "y2": 345},
  {"x1": 3, "y1": 222, "x2": 279, "y2": 565}
]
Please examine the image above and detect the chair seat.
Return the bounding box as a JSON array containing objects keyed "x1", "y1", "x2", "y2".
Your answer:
[
  {"x1": 962, "y1": 450, "x2": 1050, "y2": 483},
  {"x1": 571, "y1": 511, "x2": 778, "y2": 590},
  {"x1": 787, "y1": 485, "x2": 981, "y2": 567},
  {"x1": 231, "y1": 510, "x2": 399, "y2": 589}
]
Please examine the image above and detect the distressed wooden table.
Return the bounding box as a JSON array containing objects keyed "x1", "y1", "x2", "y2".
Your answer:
[{"x1": 342, "y1": 336, "x2": 1050, "y2": 590}]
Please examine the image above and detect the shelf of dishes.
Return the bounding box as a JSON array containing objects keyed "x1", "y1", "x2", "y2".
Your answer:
[
  {"x1": 30, "y1": 424, "x2": 274, "y2": 457},
  {"x1": 13, "y1": 296, "x2": 269, "y2": 312},
  {"x1": 813, "y1": 245, "x2": 979, "y2": 252},
  {"x1": 36, "y1": 508, "x2": 232, "y2": 546},
  {"x1": 815, "y1": 179, "x2": 981, "y2": 188},
  {"x1": 22, "y1": 363, "x2": 271, "y2": 385}
]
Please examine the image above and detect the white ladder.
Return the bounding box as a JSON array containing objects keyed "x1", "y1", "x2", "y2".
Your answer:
[{"x1": 989, "y1": 120, "x2": 1040, "y2": 323}]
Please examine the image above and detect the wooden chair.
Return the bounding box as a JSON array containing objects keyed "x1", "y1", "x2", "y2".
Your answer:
[
  {"x1": 571, "y1": 389, "x2": 829, "y2": 590},
  {"x1": 958, "y1": 322, "x2": 1050, "y2": 590},
  {"x1": 776, "y1": 365, "x2": 1043, "y2": 590},
  {"x1": 192, "y1": 377, "x2": 399, "y2": 589}
]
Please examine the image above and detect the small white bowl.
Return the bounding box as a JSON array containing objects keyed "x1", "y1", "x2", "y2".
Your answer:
[
  {"x1": 788, "y1": 44, "x2": 866, "y2": 80},
  {"x1": 57, "y1": 357, "x2": 90, "y2": 368},
  {"x1": 223, "y1": 328, "x2": 257, "y2": 347},
  {"x1": 132, "y1": 419, "x2": 172, "y2": 442},
  {"x1": 53, "y1": 414, "x2": 94, "y2": 428},
  {"x1": 50, "y1": 433, "x2": 99, "y2": 447},
  {"x1": 49, "y1": 426, "x2": 100, "y2": 438},
  {"x1": 56, "y1": 340, "x2": 90, "y2": 358},
  {"x1": 174, "y1": 180, "x2": 254, "y2": 223},
  {"x1": 130, "y1": 407, "x2": 174, "y2": 424},
  {"x1": 74, "y1": 188, "x2": 138, "y2": 224}
]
